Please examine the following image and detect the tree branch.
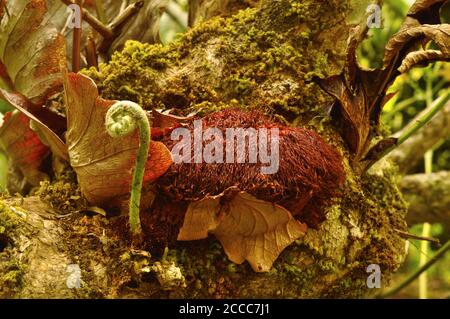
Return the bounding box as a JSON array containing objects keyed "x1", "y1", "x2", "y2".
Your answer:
[
  {"x1": 400, "y1": 171, "x2": 450, "y2": 226},
  {"x1": 386, "y1": 100, "x2": 450, "y2": 174}
]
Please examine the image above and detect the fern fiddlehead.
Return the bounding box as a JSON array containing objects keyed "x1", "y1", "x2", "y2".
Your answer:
[{"x1": 105, "y1": 101, "x2": 150, "y2": 237}]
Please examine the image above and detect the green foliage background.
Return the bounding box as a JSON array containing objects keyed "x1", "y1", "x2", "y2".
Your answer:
[{"x1": 358, "y1": 0, "x2": 450, "y2": 298}]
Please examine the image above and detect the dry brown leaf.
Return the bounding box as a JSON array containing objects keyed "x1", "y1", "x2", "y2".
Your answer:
[
  {"x1": 0, "y1": 0, "x2": 66, "y2": 104},
  {"x1": 316, "y1": 74, "x2": 371, "y2": 158},
  {"x1": 177, "y1": 191, "x2": 307, "y2": 272},
  {"x1": 317, "y1": 0, "x2": 450, "y2": 165},
  {"x1": 399, "y1": 49, "x2": 450, "y2": 73},
  {"x1": 177, "y1": 194, "x2": 222, "y2": 241},
  {"x1": 407, "y1": 0, "x2": 448, "y2": 25},
  {"x1": 64, "y1": 72, "x2": 173, "y2": 206},
  {"x1": 0, "y1": 0, "x2": 68, "y2": 167},
  {"x1": 315, "y1": 27, "x2": 373, "y2": 158},
  {"x1": 384, "y1": 24, "x2": 450, "y2": 68},
  {"x1": 0, "y1": 89, "x2": 68, "y2": 161}
]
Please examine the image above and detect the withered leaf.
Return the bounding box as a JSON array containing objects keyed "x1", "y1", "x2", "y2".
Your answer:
[
  {"x1": 0, "y1": 0, "x2": 68, "y2": 168},
  {"x1": 317, "y1": 2, "x2": 450, "y2": 163},
  {"x1": 384, "y1": 24, "x2": 450, "y2": 68},
  {"x1": 0, "y1": 89, "x2": 68, "y2": 161},
  {"x1": 362, "y1": 137, "x2": 398, "y2": 163},
  {"x1": 178, "y1": 191, "x2": 307, "y2": 272},
  {"x1": 316, "y1": 74, "x2": 371, "y2": 158},
  {"x1": 152, "y1": 109, "x2": 193, "y2": 129},
  {"x1": 407, "y1": 0, "x2": 448, "y2": 25},
  {"x1": 64, "y1": 73, "x2": 173, "y2": 206},
  {"x1": 315, "y1": 27, "x2": 374, "y2": 158},
  {"x1": 399, "y1": 49, "x2": 450, "y2": 73},
  {"x1": 0, "y1": 0, "x2": 66, "y2": 104},
  {"x1": 0, "y1": 111, "x2": 50, "y2": 186}
]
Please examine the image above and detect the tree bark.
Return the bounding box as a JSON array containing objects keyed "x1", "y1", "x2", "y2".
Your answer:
[
  {"x1": 400, "y1": 171, "x2": 450, "y2": 227},
  {"x1": 387, "y1": 101, "x2": 450, "y2": 174}
]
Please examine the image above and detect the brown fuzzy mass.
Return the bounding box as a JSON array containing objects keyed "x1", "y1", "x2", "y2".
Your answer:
[{"x1": 156, "y1": 108, "x2": 345, "y2": 228}]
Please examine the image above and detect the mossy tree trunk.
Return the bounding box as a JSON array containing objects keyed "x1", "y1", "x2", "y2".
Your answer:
[{"x1": 0, "y1": 0, "x2": 414, "y2": 298}]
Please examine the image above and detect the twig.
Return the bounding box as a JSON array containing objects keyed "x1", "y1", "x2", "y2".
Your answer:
[
  {"x1": 72, "y1": 0, "x2": 82, "y2": 72},
  {"x1": 394, "y1": 229, "x2": 440, "y2": 246},
  {"x1": 1, "y1": 0, "x2": 10, "y2": 18},
  {"x1": 378, "y1": 240, "x2": 450, "y2": 298},
  {"x1": 108, "y1": 1, "x2": 144, "y2": 31},
  {"x1": 61, "y1": 0, "x2": 113, "y2": 39},
  {"x1": 166, "y1": 7, "x2": 187, "y2": 31},
  {"x1": 368, "y1": 89, "x2": 450, "y2": 170},
  {"x1": 98, "y1": 1, "x2": 144, "y2": 54},
  {"x1": 93, "y1": 0, "x2": 107, "y2": 24},
  {"x1": 397, "y1": 90, "x2": 450, "y2": 145},
  {"x1": 85, "y1": 34, "x2": 98, "y2": 69}
]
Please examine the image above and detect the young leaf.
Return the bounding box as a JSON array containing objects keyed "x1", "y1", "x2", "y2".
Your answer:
[
  {"x1": 64, "y1": 72, "x2": 173, "y2": 206},
  {"x1": 178, "y1": 190, "x2": 307, "y2": 272}
]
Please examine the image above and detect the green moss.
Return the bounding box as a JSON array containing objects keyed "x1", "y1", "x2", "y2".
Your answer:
[
  {"x1": 36, "y1": 169, "x2": 87, "y2": 214},
  {"x1": 0, "y1": 200, "x2": 19, "y2": 235},
  {"x1": 0, "y1": 201, "x2": 25, "y2": 298},
  {"x1": 0, "y1": 257, "x2": 26, "y2": 297}
]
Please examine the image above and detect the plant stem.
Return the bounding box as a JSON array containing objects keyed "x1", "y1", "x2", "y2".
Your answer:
[
  {"x1": 379, "y1": 240, "x2": 450, "y2": 298},
  {"x1": 1, "y1": 0, "x2": 10, "y2": 18},
  {"x1": 85, "y1": 34, "x2": 98, "y2": 69},
  {"x1": 398, "y1": 90, "x2": 450, "y2": 145},
  {"x1": 419, "y1": 222, "x2": 430, "y2": 298},
  {"x1": 61, "y1": 0, "x2": 113, "y2": 39},
  {"x1": 383, "y1": 96, "x2": 417, "y2": 122},
  {"x1": 105, "y1": 101, "x2": 150, "y2": 237},
  {"x1": 72, "y1": 0, "x2": 82, "y2": 72},
  {"x1": 369, "y1": 89, "x2": 450, "y2": 169},
  {"x1": 418, "y1": 149, "x2": 433, "y2": 299}
]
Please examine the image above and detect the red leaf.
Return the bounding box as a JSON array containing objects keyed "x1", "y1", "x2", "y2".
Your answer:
[{"x1": 0, "y1": 111, "x2": 50, "y2": 186}]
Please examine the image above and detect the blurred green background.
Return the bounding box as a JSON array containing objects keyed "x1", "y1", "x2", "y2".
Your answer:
[
  {"x1": 358, "y1": 0, "x2": 450, "y2": 299},
  {"x1": 0, "y1": 0, "x2": 448, "y2": 298}
]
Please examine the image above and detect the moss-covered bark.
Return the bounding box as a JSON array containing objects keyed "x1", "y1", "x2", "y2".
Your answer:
[{"x1": 0, "y1": 0, "x2": 409, "y2": 298}]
